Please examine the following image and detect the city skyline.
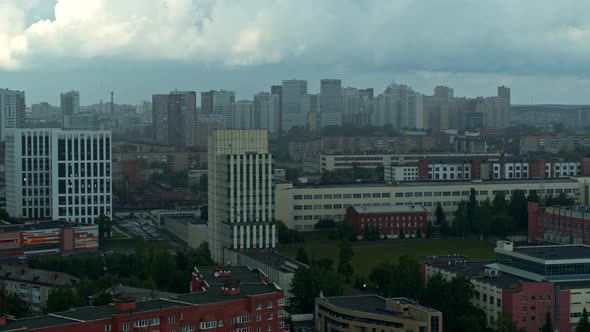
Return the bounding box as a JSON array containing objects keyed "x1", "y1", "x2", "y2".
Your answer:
[{"x1": 3, "y1": 1, "x2": 590, "y2": 104}]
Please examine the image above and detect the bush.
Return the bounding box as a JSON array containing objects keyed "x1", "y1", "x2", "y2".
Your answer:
[{"x1": 315, "y1": 219, "x2": 336, "y2": 229}]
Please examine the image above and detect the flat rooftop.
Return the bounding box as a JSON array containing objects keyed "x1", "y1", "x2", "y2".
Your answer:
[
  {"x1": 514, "y1": 245, "x2": 590, "y2": 261},
  {"x1": 323, "y1": 295, "x2": 387, "y2": 315},
  {"x1": 0, "y1": 265, "x2": 78, "y2": 287},
  {"x1": 0, "y1": 221, "x2": 94, "y2": 233},
  {"x1": 350, "y1": 205, "x2": 426, "y2": 214},
  {"x1": 239, "y1": 250, "x2": 308, "y2": 273},
  {"x1": 429, "y1": 260, "x2": 530, "y2": 289},
  {"x1": 294, "y1": 178, "x2": 579, "y2": 189}
]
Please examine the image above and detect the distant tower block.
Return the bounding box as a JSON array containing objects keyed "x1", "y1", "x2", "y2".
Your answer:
[{"x1": 111, "y1": 91, "x2": 114, "y2": 113}]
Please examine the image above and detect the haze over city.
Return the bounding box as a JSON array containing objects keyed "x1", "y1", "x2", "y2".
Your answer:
[{"x1": 3, "y1": 0, "x2": 590, "y2": 104}]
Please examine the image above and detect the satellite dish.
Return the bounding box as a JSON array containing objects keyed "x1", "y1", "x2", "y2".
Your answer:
[{"x1": 214, "y1": 272, "x2": 220, "y2": 277}]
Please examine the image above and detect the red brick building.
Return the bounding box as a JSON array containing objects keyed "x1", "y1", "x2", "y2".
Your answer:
[
  {"x1": 0, "y1": 266, "x2": 286, "y2": 332},
  {"x1": 346, "y1": 205, "x2": 427, "y2": 239},
  {"x1": 528, "y1": 202, "x2": 590, "y2": 245}
]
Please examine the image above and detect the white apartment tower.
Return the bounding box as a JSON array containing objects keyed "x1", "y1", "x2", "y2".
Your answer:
[
  {"x1": 208, "y1": 129, "x2": 276, "y2": 263},
  {"x1": 281, "y1": 80, "x2": 308, "y2": 131},
  {"x1": 5, "y1": 129, "x2": 112, "y2": 223},
  {"x1": 0, "y1": 89, "x2": 26, "y2": 141}
]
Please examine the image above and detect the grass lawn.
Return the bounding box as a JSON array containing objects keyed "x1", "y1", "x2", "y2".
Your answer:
[{"x1": 279, "y1": 238, "x2": 495, "y2": 279}]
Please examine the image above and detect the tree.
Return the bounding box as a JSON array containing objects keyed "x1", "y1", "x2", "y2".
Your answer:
[
  {"x1": 398, "y1": 231, "x2": 406, "y2": 239},
  {"x1": 542, "y1": 311, "x2": 553, "y2": 332},
  {"x1": 295, "y1": 247, "x2": 309, "y2": 265},
  {"x1": 96, "y1": 214, "x2": 112, "y2": 239},
  {"x1": 337, "y1": 241, "x2": 354, "y2": 281},
  {"x1": 362, "y1": 225, "x2": 371, "y2": 240},
  {"x1": 473, "y1": 203, "x2": 492, "y2": 239},
  {"x1": 0, "y1": 208, "x2": 10, "y2": 221},
  {"x1": 577, "y1": 308, "x2": 590, "y2": 332},
  {"x1": 93, "y1": 291, "x2": 113, "y2": 306},
  {"x1": 495, "y1": 311, "x2": 525, "y2": 332},
  {"x1": 45, "y1": 285, "x2": 79, "y2": 313},
  {"x1": 334, "y1": 219, "x2": 357, "y2": 242},
  {"x1": 492, "y1": 192, "x2": 509, "y2": 215},
  {"x1": 509, "y1": 189, "x2": 528, "y2": 229},
  {"x1": 435, "y1": 203, "x2": 446, "y2": 225},
  {"x1": 467, "y1": 188, "x2": 478, "y2": 231},
  {"x1": 276, "y1": 220, "x2": 303, "y2": 244},
  {"x1": 528, "y1": 190, "x2": 540, "y2": 203},
  {"x1": 5, "y1": 293, "x2": 27, "y2": 318},
  {"x1": 415, "y1": 229, "x2": 422, "y2": 239},
  {"x1": 454, "y1": 201, "x2": 469, "y2": 237},
  {"x1": 315, "y1": 219, "x2": 336, "y2": 229},
  {"x1": 199, "y1": 205, "x2": 208, "y2": 222},
  {"x1": 289, "y1": 266, "x2": 342, "y2": 313},
  {"x1": 315, "y1": 258, "x2": 334, "y2": 271},
  {"x1": 425, "y1": 223, "x2": 434, "y2": 238}
]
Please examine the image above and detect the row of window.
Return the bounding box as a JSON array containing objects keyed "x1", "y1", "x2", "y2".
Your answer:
[{"x1": 293, "y1": 188, "x2": 576, "y2": 200}]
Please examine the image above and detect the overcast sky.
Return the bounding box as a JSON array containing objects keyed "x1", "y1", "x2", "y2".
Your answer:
[{"x1": 3, "y1": 0, "x2": 590, "y2": 105}]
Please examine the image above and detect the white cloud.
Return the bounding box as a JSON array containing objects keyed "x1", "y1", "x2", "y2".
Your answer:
[{"x1": 2, "y1": 0, "x2": 590, "y2": 77}]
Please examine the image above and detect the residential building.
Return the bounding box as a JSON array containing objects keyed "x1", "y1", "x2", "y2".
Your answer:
[
  {"x1": 200, "y1": 90, "x2": 214, "y2": 114},
  {"x1": 320, "y1": 79, "x2": 342, "y2": 113},
  {"x1": 424, "y1": 242, "x2": 590, "y2": 331},
  {"x1": 434, "y1": 85, "x2": 454, "y2": 99},
  {"x1": 233, "y1": 100, "x2": 254, "y2": 129},
  {"x1": 0, "y1": 89, "x2": 26, "y2": 141},
  {"x1": 151, "y1": 91, "x2": 197, "y2": 148},
  {"x1": 374, "y1": 83, "x2": 423, "y2": 129},
  {"x1": 281, "y1": 80, "x2": 307, "y2": 131},
  {"x1": 5, "y1": 129, "x2": 112, "y2": 223},
  {"x1": 521, "y1": 134, "x2": 590, "y2": 154},
  {"x1": 195, "y1": 114, "x2": 224, "y2": 149},
  {"x1": 254, "y1": 92, "x2": 279, "y2": 133},
  {"x1": 60, "y1": 90, "x2": 80, "y2": 128},
  {"x1": 151, "y1": 94, "x2": 169, "y2": 145},
  {"x1": 345, "y1": 205, "x2": 427, "y2": 239},
  {"x1": 207, "y1": 130, "x2": 276, "y2": 263},
  {"x1": 0, "y1": 265, "x2": 285, "y2": 332},
  {"x1": 316, "y1": 295, "x2": 442, "y2": 332},
  {"x1": 528, "y1": 203, "x2": 590, "y2": 245},
  {"x1": 0, "y1": 265, "x2": 79, "y2": 315},
  {"x1": 0, "y1": 221, "x2": 98, "y2": 257},
  {"x1": 275, "y1": 178, "x2": 580, "y2": 230}
]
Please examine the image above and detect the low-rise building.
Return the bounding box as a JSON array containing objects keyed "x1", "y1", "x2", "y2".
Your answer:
[
  {"x1": 0, "y1": 221, "x2": 98, "y2": 257},
  {"x1": 315, "y1": 295, "x2": 442, "y2": 332},
  {"x1": 346, "y1": 205, "x2": 427, "y2": 239},
  {"x1": 0, "y1": 265, "x2": 79, "y2": 315},
  {"x1": 528, "y1": 202, "x2": 590, "y2": 245},
  {"x1": 275, "y1": 178, "x2": 580, "y2": 230},
  {"x1": 0, "y1": 265, "x2": 286, "y2": 332},
  {"x1": 424, "y1": 242, "x2": 590, "y2": 331}
]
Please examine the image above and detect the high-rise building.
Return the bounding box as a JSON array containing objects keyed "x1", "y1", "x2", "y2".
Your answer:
[
  {"x1": 270, "y1": 85, "x2": 282, "y2": 132},
  {"x1": 434, "y1": 86, "x2": 454, "y2": 99},
  {"x1": 233, "y1": 100, "x2": 254, "y2": 129},
  {"x1": 281, "y1": 80, "x2": 307, "y2": 132},
  {"x1": 167, "y1": 91, "x2": 197, "y2": 149},
  {"x1": 498, "y1": 86, "x2": 511, "y2": 127},
  {"x1": 208, "y1": 129, "x2": 276, "y2": 263},
  {"x1": 0, "y1": 88, "x2": 26, "y2": 141},
  {"x1": 60, "y1": 91, "x2": 80, "y2": 128},
  {"x1": 254, "y1": 92, "x2": 279, "y2": 133},
  {"x1": 151, "y1": 91, "x2": 196, "y2": 148},
  {"x1": 195, "y1": 114, "x2": 224, "y2": 148},
  {"x1": 374, "y1": 83, "x2": 423, "y2": 129},
  {"x1": 200, "y1": 91, "x2": 214, "y2": 114},
  {"x1": 5, "y1": 129, "x2": 112, "y2": 223},
  {"x1": 320, "y1": 79, "x2": 342, "y2": 113},
  {"x1": 152, "y1": 94, "x2": 169, "y2": 144}
]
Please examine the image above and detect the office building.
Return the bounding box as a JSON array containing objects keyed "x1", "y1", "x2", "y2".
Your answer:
[
  {"x1": 275, "y1": 178, "x2": 580, "y2": 230},
  {"x1": 425, "y1": 242, "x2": 590, "y2": 331},
  {"x1": 316, "y1": 295, "x2": 442, "y2": 332},
  {"x1": 0, "y1": 265, "x2": 79, "y2": 315},
  {"x1": 254, "y1": 92, "x2": 279, "y2": 133},
  {"x1": 0, "y1": 221, "x2": 98, "y2": 257},
  {"x1": 374, "y1": 83, "x2": 423, "y2": 129},
  {"x1": 0, "y1": 265, "x2": 285, "y2": 332},
  {"x1": 320, "y1": 79, "x2": 342, "y2": 113},
  {"x1": 208, "y1": 130, "x2": 276, "y2": 263},
  {"x1": 281, "y1": 80, "x2": 307, "y2": 131},
  {"x1": 0, "y1": 89, "x2": 26, "y2": 141},
  {"x1": 5, "y1": 129, "x2": 112, "y2": 223},
  {"x1": 60, "y1": 90, "x2": 80, "y2": 128},
  {"x1": 346, "y1": 205, "x2": 427, "y2": 239},
  {"x1": 200, "y1": 91, "x2": 214, "y2": 114}
]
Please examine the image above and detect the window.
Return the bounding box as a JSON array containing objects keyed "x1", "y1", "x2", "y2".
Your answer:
[
  {"x1": 531, "y1": 296, "x2": 536, "y2": 301},
  {"x1": 151, "y1": 318, "x2": 160, "y2": 325},
  {"x1": 531, "y1": 306, "x2": 536, "y2": 311},
  {"x1": 218, "y1": 320, "x2": 224, "y2": 326},
  {"x1": 267, "y1": 313, "x2": 273, "y2": 320},
  {"x1": 257, "y1": 303, "x2": 262, "y2": 310},
  {"x1": 522, "y1": 317, "x2": 527, "y2": 323},
  {"x1": 122, "y1": 323, "x2": 130, "y2": 332},
  {"x1": 200, "y1": 321, "x2": 217, "y2": 330},
  {"x1": 134, "y1": 320, "x2": 148, "y2": 328},
  {"x1": 539, "y1": 296, "x2": 543, "y2": 302},
  {"x1": 523, "y1": 296, "x2": 528, "y2": 303},
  {"x1": 169, "y1": 316, "x2": 176, "y2": 324},
  {"x1": 278, "y1": 310, "x2": 285, "y2": 317},
  {"x1": 256, "y1": 315, "x2": 262, "y2": 322},
  {"x1": 181, "y1": 325, "x2": 196, "y2": 332},
  {"x1": 267, "y1": 300, "x2": 273, "y2": 308},
  {"x1": 547, "y1": 295, "x2": 551, "y2": 301},
  {"x1": 523, "y1": 307, "x2": 527, "y2": 313},
  {"x1": 278, "y1": 298, "x2": 285, "y2": 306},
  {"x1": 105, "y1": 325, "x2": 112, "y2": 332}
]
